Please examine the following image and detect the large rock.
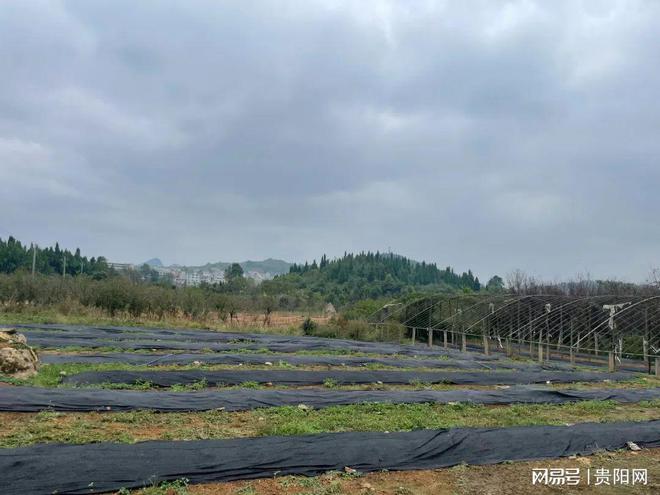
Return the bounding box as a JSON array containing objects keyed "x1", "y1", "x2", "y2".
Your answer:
[{"x1": 0, "y1": 329, "x2": 39, "y2": 378}]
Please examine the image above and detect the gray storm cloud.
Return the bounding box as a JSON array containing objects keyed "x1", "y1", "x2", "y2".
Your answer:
[{"x1": 1, "y1": 0, "x2": 659, "y2": 281}]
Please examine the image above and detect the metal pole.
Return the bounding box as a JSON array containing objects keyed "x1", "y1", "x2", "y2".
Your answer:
[
  {"x1": 570, "y1": 318, "x2": 575, "y2": 365},
  {"x1": 556, "y1": 305, "x2": 563, "y2": 350},
  {"x1": 529, "y1": 303, "x2": 533, "y2": 356},
  {"x1": 644, "y1": 308, "x2": 650, "y2": 373},
  {"x1": 594, "y1": 334, "x2": 599, "y2": 356},
  {"x1": 538, "y1": 319, "x2": 544, "y2": 363},
  {"x1": 427, "y1": 302, "x2": 432, "y2": 348},
  {"x1": 31, "y1": 244, "x2": 37, "y2": 277}
]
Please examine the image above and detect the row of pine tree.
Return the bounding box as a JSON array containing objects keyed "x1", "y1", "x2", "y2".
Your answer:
[
  {"x1": 0, "y1": 236, "x2": 109, "y2": 278},
  {"x1": 289, "y1": 251, "x2": 482, "y2": 290}
]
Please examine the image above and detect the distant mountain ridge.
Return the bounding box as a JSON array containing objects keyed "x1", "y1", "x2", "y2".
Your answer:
[{"x1": 143, "y1": 257, "x2": 291, "y2": 276}]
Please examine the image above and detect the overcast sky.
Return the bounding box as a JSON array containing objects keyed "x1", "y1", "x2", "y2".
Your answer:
[{"x1": 1, "y1": 0, "x2": 659, "y2": 282}]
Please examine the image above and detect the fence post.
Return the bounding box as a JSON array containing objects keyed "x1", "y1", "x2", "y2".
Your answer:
[
  {"x1": 461, "y1": 332, "x2": 467, "y2": 352},
  {"x1": 427, "y1": 328, "x2": 433, "y2": 348},
  {"x1": 608, "y1": 351, "x2": 615, "y2": 372},
  {"x1": 569, "y1": 347, "x2": 575, "y2": 365},
  {"x1": 655, "y1": 358, "x2": 659, "y2": 378},
  {"x1": 443, "y1": 330, "x2": 448, "y2": 349},
  {"x1": 506, "y1": 337, "x2": 511, "y2": 357},
  {"x1": 594, "y1": 334, "x2": 599, "y2": 356},
  {"x1": 411, "y1": 327, "x2": 416, "y2": 346},
  {"x1": 483, "y1": 334, "x2": 490, "y2": 356}
]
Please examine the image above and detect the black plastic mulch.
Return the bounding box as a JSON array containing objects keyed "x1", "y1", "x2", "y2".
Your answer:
[{"x1": 2, "y1": 421, "x2": 659, "y2": 494}]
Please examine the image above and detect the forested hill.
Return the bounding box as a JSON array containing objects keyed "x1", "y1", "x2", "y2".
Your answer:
[
  {"x1": 263, "y1": 252, "x2": 489, "y2": 305},
  {"x1": 0, "y1": 236, "x2": 109, "y2": 278}
]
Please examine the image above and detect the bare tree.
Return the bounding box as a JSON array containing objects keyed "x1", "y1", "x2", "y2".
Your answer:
[
  {"x1": 645, "y1": 267, "x2": 660, "y2": 296},
  {"x1": 506, "y1": 269, "x2": 527, "y2": 295},
  {"x1": 505, "y1": 269, "x2": 539, "y2": 295},
  {"x1": 565, "y1": 271, "x2": 597, "y2": 297}
]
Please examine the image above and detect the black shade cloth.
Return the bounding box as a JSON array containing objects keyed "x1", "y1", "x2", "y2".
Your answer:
[
  {"x1": 9, "y1": 323, "x2": 647, "y2": 368},
  {"x1": 10, "y1": 323, "x2": 504, "y2": 359},
  {"x1": 63, "y1": 369, "x2": 632, "y2": 387},
  {"x1": 25, "y1": 334, "x2": 478, "y2": 357},
  {"x1": 1, "y1": 385, "x2": 658, "y2": 413},
  {"x1": 2, "y1": 421, "x2": 659, "y2": 495},
  {"x1": 10, "y1": 323, "x2": 642, "y2": 371},
  {"x1": 40, "y1": 351, "x2": 559, "y2": 371}
]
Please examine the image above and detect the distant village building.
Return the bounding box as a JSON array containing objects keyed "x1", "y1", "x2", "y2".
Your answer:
[
  {"x1": 107, "y1": 262, "x2": 135, "y2": 271},
  {"x1": 110, "y1": 261, "x2": 274, "y2": 287}
]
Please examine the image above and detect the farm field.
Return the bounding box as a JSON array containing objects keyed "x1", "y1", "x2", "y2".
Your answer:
[
  {"x1": 3, "y1": 1, "x2": 660, "y2": 493},
  {"x1": 1, "y1": 323, "x2": 659, "y2": 494}
]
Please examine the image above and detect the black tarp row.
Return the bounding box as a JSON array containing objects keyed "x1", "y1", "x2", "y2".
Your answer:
[
  {"x1": 63, "y1": 369, "x2": 633, "y2": 387},
  {"x1": 8, "y1": 323, "x2": 647, "y2": 370},
  {"x1": 7, "y1": 323, "x2": 298, "y2": 344},
  {"x1": 8, "y1": 323, "x2": 505, "y2": 359},
  {"x1": 2, "y1": 421, "x2": 659, "y2": 494},
  {"x1": 22, "y1": 334, "x2": 460, "y2": 355},
  {"x1": 7, "y1": 323, "x2": 430, "y2": 348},
  {"x1": 2, "y1": 385, "x2": 658, "y2": 413},
  {"x1": 24, "y1": 336, "x2": 630, "y2": 371},
  {"x1": 25, "y1": 334, "x2": 503, "y2": 361},
  {"x1": 21, "y1": 327, "x2": 546, "y2": 361},
  {"x1": 10, "y1": 323, "x2": 640, "y2": 372},
  {"x1": 40, "y1": 351, "x2": 566, "y2": 371},
  {"x1": 26, "y1": 335, "x2": 398, "y2": 354}
]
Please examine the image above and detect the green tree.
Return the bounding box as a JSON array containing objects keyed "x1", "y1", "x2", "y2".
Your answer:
[
  {"x1": 223, "y1": 263, "x2": 248, "y2": 293},
  {"x1": 486, "y1": 275, "x2": 505, "y2": 292},
  {"x1": 224, "y1": 263, "x2": 244, "y2": 281}
]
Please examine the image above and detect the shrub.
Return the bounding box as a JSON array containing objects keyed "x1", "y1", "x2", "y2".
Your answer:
[{"x1": 301, "y1": 317, "x2": 317, "y2": 335}]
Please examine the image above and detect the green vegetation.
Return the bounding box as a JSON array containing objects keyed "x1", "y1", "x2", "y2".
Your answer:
[
  {"x1": 263, "y1": 252, "x2": 489, "y2": 305},
  {"x1": 0, "y1": 235, "x2": 506, "y2": 335},
  {"x1": 2, "y1": 238, "x2": 657, "y2": 494},
  {"x1": 0, "y1": 272, "x2": 291, "y2": 320},
  {"x1": 0, "y1": 236, "x2": 110, "y2": 278},
  {"x1": 0, "y1": 361, "x2": 490, "y2": 390},
  {"x1": 1, "y1": 400, "x2": 658, "y2": 448}
]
